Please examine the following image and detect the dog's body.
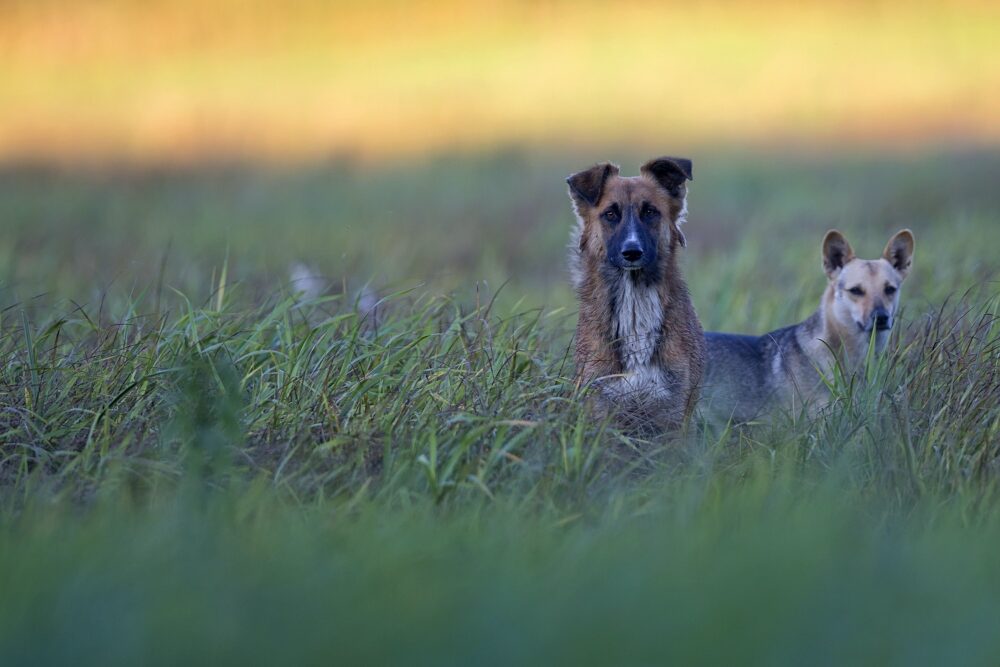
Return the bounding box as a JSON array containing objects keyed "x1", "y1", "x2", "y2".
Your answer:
[
  {"x1": 701, "y1": 229, "x2": 915, "y2": 423},
  {"x1": 567, "y1": 157, "x2": 705, "y2": 429}
]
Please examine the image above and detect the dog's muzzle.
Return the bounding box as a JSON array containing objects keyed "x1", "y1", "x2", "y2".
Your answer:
[
  {"x1": 621, "y1": 243, "x2": 643, "y2": 268},
  {"x1": 866, "y1": 307, "x2": 892, "y2": 332},
  {"x1": 607, "y1": 212, "x2": 657, "y2": 271}
]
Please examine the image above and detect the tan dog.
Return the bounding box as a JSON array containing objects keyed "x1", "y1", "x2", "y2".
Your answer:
[
  {"x1": 701, "y1": 229, "x2": 915, "y2": 423},
  {"x1": 567, "y1": 157, "x2": 706, "y2": 430}
]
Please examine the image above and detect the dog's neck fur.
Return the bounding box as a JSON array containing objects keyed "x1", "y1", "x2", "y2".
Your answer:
[{"x1": 609, "y1": 270, "x2": 665, "y2": 371}]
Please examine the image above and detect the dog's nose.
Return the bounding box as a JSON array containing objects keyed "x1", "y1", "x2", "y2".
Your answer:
[
  {"x1": 872, "y1": 308, "x2": 891, "y2": 330},
  {"x1": 621, "y1": 246, "x2": 643, "y2": 263}
]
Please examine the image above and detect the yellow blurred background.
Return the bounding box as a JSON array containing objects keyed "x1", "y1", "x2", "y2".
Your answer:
[{"x1": 2, "y1": 0, "x2": 999, "y2": 163}]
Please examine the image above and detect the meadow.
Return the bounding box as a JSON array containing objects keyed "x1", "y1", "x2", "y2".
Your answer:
[{"x1": 1, "y1": 147, "x2": 999, "y2": 664}]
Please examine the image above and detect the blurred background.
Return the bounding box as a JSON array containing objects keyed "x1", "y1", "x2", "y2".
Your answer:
[{"x1": 2, "y1": 0, "x2": 999, "y2": 327}]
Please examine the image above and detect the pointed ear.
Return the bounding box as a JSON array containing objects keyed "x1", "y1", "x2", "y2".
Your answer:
[
  {"x1": 566, "y1": 162, "x2": 619, "y2": 208},
  {"x1": 882, "y1": 229, "x2": 915, "y2": 278},
  {"x1": 640, "y1": 156, "x2": 693, "y2": 197},
  {"x1": 822, "y1": 230, "x2": 855, "y2": 279}
]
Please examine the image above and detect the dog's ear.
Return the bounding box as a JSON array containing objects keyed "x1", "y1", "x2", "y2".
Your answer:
[
  {"x1": 882, "y1": 229, "x2": 915, "y2": 279},
  {"x1": 640, "y1": 156, "x2": 693, "y2": 197},
  {"x1": 822, "y1": 230, "x2": 855, "y2": 278},
  {"x1": 566, "y1": 162, "x2": 619, "y2": 208}
]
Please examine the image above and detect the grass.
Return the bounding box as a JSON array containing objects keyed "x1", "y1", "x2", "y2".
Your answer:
[{"x1": 1, "y1": 147, "x2": 999, "y2": 664}]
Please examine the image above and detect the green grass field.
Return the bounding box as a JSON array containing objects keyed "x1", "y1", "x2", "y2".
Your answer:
[{"x1": 2, "y1": 148, "x2": 1000, "y2": 664}]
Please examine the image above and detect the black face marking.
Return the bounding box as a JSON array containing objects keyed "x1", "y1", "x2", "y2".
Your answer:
[
  {"x1": 639, "y1": 202, "x2": 660, "y2": 224},
  {"x1": 604, "y1": 203, "x2": 659, "y2": 275}
]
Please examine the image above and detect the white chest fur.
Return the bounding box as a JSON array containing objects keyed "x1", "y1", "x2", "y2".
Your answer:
[
  {"x1": 612, "y1": 277, "x2": 663, "y2": 371},
  {"x1": 601, "y1": 276, "x2": 669, "y2": 406}
]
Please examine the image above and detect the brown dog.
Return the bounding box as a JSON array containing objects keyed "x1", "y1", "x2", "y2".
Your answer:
[{"x1": 566, "y1": 157, "x2": 706, "y2": 430}]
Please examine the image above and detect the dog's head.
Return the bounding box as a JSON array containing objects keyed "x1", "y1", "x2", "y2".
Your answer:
[
  {"x1": 567, "y1": 157, "x2": 692, "y2": 279},
  {"x1": 822, "y1": 229, "x2": 915, "y2": 343}
]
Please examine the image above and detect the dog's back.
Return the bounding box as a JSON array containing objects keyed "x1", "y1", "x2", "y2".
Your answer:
[{"x1": 702, "y1": 323, "x2": 815, "y2": 423}]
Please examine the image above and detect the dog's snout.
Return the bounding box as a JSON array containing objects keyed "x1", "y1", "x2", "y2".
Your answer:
[
  {"x1": 621, "y1": 246, "x2": 643, "y2": 262},
  {"x1": 872, "y1": 308, "x2": 891, "y2": 330},
  {"x1": 609, "y1": 213, "x2": 654, "y2": 270}
]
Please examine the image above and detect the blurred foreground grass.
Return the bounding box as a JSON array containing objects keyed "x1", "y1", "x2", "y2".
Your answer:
[
  {"x1": 1, "y1": 148, "x2": 999, "y2": 664},
  {"x1": 6, "y1": 481, "x2": 1000, "y2": 665}
]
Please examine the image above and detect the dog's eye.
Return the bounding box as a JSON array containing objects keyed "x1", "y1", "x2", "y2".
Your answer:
[
  {"x1": 640, "y1": 203, "x2": 660, "y2": 222},
  {"x1": 848, "y1": 286, "x2": 865, "y2": 296},
  {"x1": 885, "y1": 284, "x2": 897, "y2": 295},
  {"x1": 601, "y1": 206, "x2": 620, "y2": 224}
]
